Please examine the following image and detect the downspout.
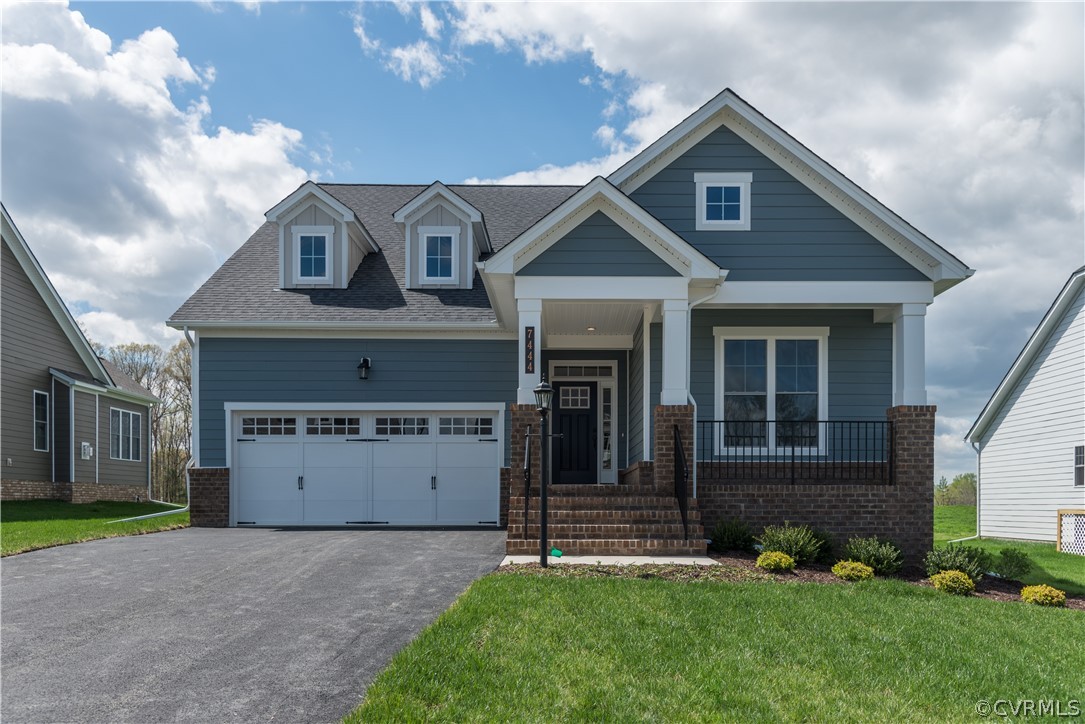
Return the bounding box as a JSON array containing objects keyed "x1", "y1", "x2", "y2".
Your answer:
[
  {"x1": 947, "y1": 441, "x2": 982, "y2": 544},
  {"x1": 686, "y1": 286, "x2": 720, "y2": 500},
  {"x1": 110, "y1": 458, "x2": 192, "y2": 523}
]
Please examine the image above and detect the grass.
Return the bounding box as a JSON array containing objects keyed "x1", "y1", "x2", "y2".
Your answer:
[
  {"x1": 1, "y1": 500, "x2": 189, "y2": 556},
  {"x1": 935, "y1": 504, "x2": 1084, "y2": 596},
  {"x1": 350, "y1": 573, "x2": 1083, "y2": 722}
]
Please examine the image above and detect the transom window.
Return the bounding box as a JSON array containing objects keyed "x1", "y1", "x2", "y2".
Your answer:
[
  {"x1": 110, "y1": 408, "x2": 142, "y2": 461},
  {"x1": 419, "y1": 226, "x2": 459, "y2": 284},
  {"x1": 306, "y1": 417, "x2": 361, "y2": 436},
  {"x1": 439, "y1": 417, "x2": 495, "y2": 436},
  {"x1": 293, "y1": 226, "x2": 333, "y2": 284},
  {"x1": 552, "y1": 365, "x2": 614, "y2": 378},
  {"x1": 376, "y1": 417, "x2": 430, "y2": 436},
  {"x1": 242, "y1": 417, "x2": 297, "y2": 436},
  {"x1": 559, "y1": 387, "x2": 591, "y2": 409},
  {"x1": 33, "y1": 390, "x2": 49, "y2": 452},
  {"x1": 695, "y1": 172, "x2": 752, "y2": 231}
]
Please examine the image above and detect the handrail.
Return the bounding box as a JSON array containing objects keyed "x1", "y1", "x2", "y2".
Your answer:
[
  {"x1": 673, "y1": 424, "x2": 689, "y2": 540},
  {"x1": 522, "y1": 425, "x2": 532, "y2": 539}
]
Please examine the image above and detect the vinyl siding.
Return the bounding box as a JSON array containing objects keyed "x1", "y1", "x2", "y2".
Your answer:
[
  {"x1": 542, "y1": 349, "x2": 629, "y2": 471},
  {"x1": 99, "y1": 396, "x2": 150, "y2": 487},
  {"x1": 629, "y1": 318, "x2": 645, "y2": 462},
  {"x1": 73, "y1": 391, "x2": 97, "y2": 483},
  {"x1": 978, "y1": 287, "x2": 1085, "y2": 542},
  {"x1": 54, "y1": 383, "x2": 70, "y2": 483},
  {"x1": 198, "y1": 338, "x2": 518, "y2": 466},
  {"x1": 629, "y1": 126, "x2": 928, "y2": 282},
  {"x1": 520, "y1": 211, "x2": 679, "y2": 277},
  {"x1": 1, "y1": 239, "x2": 94, "y2": 482},
  {"x1": 649, "y1": 322, "x2": 662, "y2": 454}
]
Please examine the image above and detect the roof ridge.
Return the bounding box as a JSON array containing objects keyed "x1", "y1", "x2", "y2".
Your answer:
[{"x1": 317, "y1": 182, "x2": 582, "y2": 189}]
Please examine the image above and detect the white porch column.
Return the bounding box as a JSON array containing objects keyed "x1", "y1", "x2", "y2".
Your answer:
[
  {"x1": 517, "y1": 298, "x2": 543, "y2": 404},
  {"x1": 893, "y1": 303, "x2": 927, "y2": 405},
  {"x1": 660, "y1": 298, "x2": 690, "y2": 405}
]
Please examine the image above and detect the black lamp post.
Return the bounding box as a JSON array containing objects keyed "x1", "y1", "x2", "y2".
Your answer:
[{"x1": 533, "y1": 377, "x2": 554, "y2": 568}]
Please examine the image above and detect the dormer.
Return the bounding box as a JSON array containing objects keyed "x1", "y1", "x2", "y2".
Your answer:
[
  {"x1": 392, "y1": 182, "x2": 491, "y2": 290},
  {"x1": 266, "y1": 181, "x2": 379, "y2": 290}
]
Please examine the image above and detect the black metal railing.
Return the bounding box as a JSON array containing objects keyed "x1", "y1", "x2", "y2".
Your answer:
[
  {"x1": 696, "y1": 420, "x2": 893, "y2": 484},
  {"x1": 522, "y1": 425, "x2": 532, "y2": 538},
  {"x1": 673, "y1": 424, "x2": 689, "y2": 540}
]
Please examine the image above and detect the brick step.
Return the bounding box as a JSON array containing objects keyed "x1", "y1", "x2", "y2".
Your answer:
[
  {"x1": 515, "y1": 484, "x2": 662, "y2": 496},
  {"x1": 508, "y1": 495, "x2": 693, "y2": 510},
  {"x1": 506, "y1": 538, "x2": 708, "y2": 556},
  {"x1": 508, "y1": 523, "x2": 696, "y2": 539},
  {"x1": 508, "y1": 508, "x2": 700, "y2": 524}
]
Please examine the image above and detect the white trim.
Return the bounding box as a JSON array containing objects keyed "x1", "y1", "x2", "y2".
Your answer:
[
  {"x1": 266, "y1": 181, "x2": 354, "y2": 223},
  {"x1": 392, "y1": 182, "x2": 483, "y2": 224},
  {"x1": 515, "y1": 275, "x2": 691, "y2": 301},
  {"x1": 292, "y1": 225, "x2": 334, "y2": 285},
  {"x1": 661, "y1": 299, "x2": 689, "y2": 405},
  {"x1": 277, "y1": 225, "x2": 285, "y2": 289},
  {"x1": 641, "y1": 305, "x2": 652, "y2": 461},
  {"x1": 546, "y1": 334, "x2": 633, "y2": 350},
  {"x1": 517, "y1": 298, "x2": 542, "y2": 404},
  {"x1": 187, "y1": 326, "x2": 516, "y2": 340},
  {"x1": 191, "y1": 330, "x2": 200, "y2": 467},
  {"x1": 48, "y1": 368, "x2": 157, "y2": 405},
  {"x1": 69, "y1": 386, "x2": 75, "y2": 482},
  {"x1": 109, "y1": 407, "x2": 142, "y2": 462},
  {"x1": 418, "y1": 226, "x2": 461, "y2": 285},
  {"x1": 892, "y1": 304, "x2": 927, "y2": 405},
  {"x1": 703, "y1": 280, "x2": 935, "y2": 306},
  {"x1": 695, "y1": 172, "x2": 752, "y2": 232},
  {"x1": 95, "y1": 394, "x2": 99, "y2": 483},
  {"x1": 32, "y1": 390, "x2": 49, "y2": 452},
  {"x1": 50, "y1": 377, "x2": 55, "y2": 481}
]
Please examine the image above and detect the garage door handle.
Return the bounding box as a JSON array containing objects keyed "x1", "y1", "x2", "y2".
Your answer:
[
  {"x1": 298, "y1": 476, "x2": 304, "y2": 490},
  {"x1": 431, "y1": 475, "x2": 437, "y2": 490},
  {"x1": 478, "y1": 438, "x2": 498, "y2": 442},
  {"x1": 346, "y1": 438, "x2": 388, "y2": 442}
]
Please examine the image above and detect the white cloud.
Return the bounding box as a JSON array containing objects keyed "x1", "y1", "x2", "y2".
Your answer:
[
  {"x1": 384, "y1": 39, "x2": 446, "y2": 89},
  {"x1": 350, "y1": 7, "x2": 381, "y2": 55},
  {"x1": 419, "y1": 5, "x2": 443, "y2": 40}
]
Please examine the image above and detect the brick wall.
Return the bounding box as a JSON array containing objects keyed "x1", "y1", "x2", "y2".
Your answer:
[
  {"x1": 70, "y1": 483, "x2": 147, "y2": 504},
  {"x1": 1, "y1": 479, "x2": 68, "y2": 501},
  {"x1": 652, "y1": 405, "x2": 694, "y2": 494},
  {"x1": 507, "y1": 403, "x2": 542, "y2": 523},
  {"x1": 696, "y1": 406, "x2": 936, "y2": 565},
  {"x1": 189, "y1": 467, "x2": 230, "y2": 527},
  {"x1": 618, "y1": 461, "x2": 653, "y2": 486}
]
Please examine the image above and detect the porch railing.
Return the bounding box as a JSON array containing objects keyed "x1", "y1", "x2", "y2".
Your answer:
[
  {"x1": 673, "y1": 424, "x2": 689, "y2": 540},
  {"x1": 696, "y1": 420, "x2": 893, "y2": 484}
]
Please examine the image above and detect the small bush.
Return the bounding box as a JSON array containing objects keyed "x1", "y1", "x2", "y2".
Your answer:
[
  {"x1": 843, "y1": 536, "x2": 903, "y2": 576},
  {"x1": 924, "y1": 544, "x2": 992, "y2": 583},
  {"x1": 756, "y1": 551, "x2": 796, "y2": 572},
  {"x1": 929, "y1": 569, "x2": 974, "y2": 596},
  {"x1": 1020, "y1": 584, "x2": 1066, "y2": 607},
  {"x1": 757, "y1": 522, "x2": 823, "y2": 566},
  {"x1": 812, "y1": 528, "x2": 837, "y2": 564},
  {"x1": 994, "y1": 548, "x2": 1033, "y2": 581},
  {"x1": 832, "y1": 560, "x2": 875, "y2": 581},
  {"x1": 709, "y1": 519, "x2": 756, "y2": 553}
]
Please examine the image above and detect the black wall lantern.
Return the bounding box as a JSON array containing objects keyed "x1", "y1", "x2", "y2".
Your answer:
[{"x1": 357, "y1": 357, "x2": 372, "y2": 380}]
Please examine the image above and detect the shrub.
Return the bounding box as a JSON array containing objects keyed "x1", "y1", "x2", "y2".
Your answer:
[
  {"x1": 1020, "y1": 584, "x2": 1066, "y2": 607},
  {"x1": 843, "y1": 536, "x2": 903, "y2": 576},
  {"x1": 832, "y1": 560, "x2": 875, "y2": 581},
  {"x1": 757, "y1": 522, "x2": 823, "y2": 566},
  {"x1": 709, "y1": 519, "x2": 756, "y2": 553},
  {"x1": 929, "y1": 569, "x2": 974, "y2": 596},
  {"x1": 812, "y1": 528, "x2": 837, "y2": 564},
  {"x1": 924, "y1": 544, "x2": 992, "y2": 583},
  {"x1": 994, "y1": 548, "x2": 1033, "y2": 581},
  {"x1": 756, "y1": 551, "x2": 795, "y2": 572}
]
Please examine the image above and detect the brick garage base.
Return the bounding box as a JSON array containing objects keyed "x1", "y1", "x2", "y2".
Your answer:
[
  {"x1": 190, "y1": 468, "x2": 230, "y2": 527},
  {"x1": 1, "y1": 479, "x2": 147, "y2": 503}
]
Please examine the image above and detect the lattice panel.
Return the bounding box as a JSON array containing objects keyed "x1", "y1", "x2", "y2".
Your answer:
[{"x1": 1057, "y1": 511, "x2": 1085, "y2": 556}]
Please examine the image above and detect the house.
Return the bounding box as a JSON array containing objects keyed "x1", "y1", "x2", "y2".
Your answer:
[
  {"x1": 966, "y1": 267, "x2": 1085, "y2": 549},
  {"x1": 168, "y1": 89, "x2": 972, "y2": 562},
  {"x1": 1, "y1": 205, "x2": 157, "y2": 503}
]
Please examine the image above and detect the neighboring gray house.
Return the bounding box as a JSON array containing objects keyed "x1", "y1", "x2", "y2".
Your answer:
[
  {"x1": 1, "y1": 205, "x2": 157, "y2": 504},
  {"x1": 967, "y1": 267, "x2": 1085, "y2": 548},
  {"x1": 170, "y1": 89, "x2": 973, "y2": 561}
]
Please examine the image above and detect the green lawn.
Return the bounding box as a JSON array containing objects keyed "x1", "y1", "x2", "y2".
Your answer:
[
  {"x1": 1, "y1": 500, "x2": 189, "y2": 556},
  {"x1": 935, "y1": 505, "x2": 1084, "y2": 596},
  {"x1": 350, "y1": 573, "x2": 1083, "y2": 722}
]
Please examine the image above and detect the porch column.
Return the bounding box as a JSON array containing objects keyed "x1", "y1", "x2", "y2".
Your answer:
[
  {"x1": 660, "y1": 299, "x2": 689, "y2": 405},
  {"x1": 517, "y1": 298, "x2": 543, "y2": 404},
  {"x1": 893, "y1": 303, "x2": 927, "y2": 405}
]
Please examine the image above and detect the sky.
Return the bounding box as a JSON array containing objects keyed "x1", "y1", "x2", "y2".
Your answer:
[{"x1": 2, "y1": 1, "x2": 1083, "y2": 483}]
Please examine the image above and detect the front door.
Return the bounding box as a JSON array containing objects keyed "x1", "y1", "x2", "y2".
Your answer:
[{"x1": 552, "y1": 381, "x2": 597, "y2": 484}]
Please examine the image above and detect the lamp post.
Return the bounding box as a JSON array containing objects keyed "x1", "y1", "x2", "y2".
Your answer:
[{"x1": 533, "y1": 377, "x2": 554, "y2": 568}]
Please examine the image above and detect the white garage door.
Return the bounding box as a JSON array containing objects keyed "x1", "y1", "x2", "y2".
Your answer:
[{"x1": 233, "y1": 411, "x2": 500, "y2": 527}]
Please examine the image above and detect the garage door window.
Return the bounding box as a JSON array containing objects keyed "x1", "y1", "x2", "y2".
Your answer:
[
  {"x1": 306, "y1": 416, "x2": 361, "y2": 435},
  {"x1": 439, "y1": 416, "x2": 494, "y2": 435},
  {"x1": 376, "y1": 417, "x2": 430, "y2": 435},
  {"x1": 242, "y1": 417, "x2": 297, "y2": 436}
]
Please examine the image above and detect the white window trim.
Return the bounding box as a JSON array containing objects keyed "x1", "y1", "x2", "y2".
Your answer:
[
  {"x1": 293, "y1": 225, "x2": 334, "y2": 284},
  {"x1": 33, "y1": 390, "x2": 49, "y2": 452},
  {"x1": 695, "y1": 172, "x2": 752, "y2": 231},
  {"x1": 110, "y1": 407, "x2": 142, "y2": 462},
  {"x1": 418, "y1": 226, "x2": 460, "y2": 285},
  {"x1": 712, "y1": 327, "x2": 830, "y2": 455}
]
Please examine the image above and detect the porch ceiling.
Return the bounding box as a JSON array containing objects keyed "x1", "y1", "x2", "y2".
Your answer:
[{"x1": 542, "y1": 301, "x2": 645, "y2": 347}]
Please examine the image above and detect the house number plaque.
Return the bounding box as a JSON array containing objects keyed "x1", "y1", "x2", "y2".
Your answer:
[{"x1": 524, "y1": 326, "x2": 536, "y2": 374}]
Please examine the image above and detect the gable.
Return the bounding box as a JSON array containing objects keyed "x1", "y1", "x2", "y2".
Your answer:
[
  {"x1": 519, "y1": 211, "x2": 679, "y2": 277},
  {"x1": 629, "y1": 126, "x2": 928, "y2": 283}
]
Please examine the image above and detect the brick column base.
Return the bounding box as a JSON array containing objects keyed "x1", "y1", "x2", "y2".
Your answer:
[
  {"x1": 189, "y1": 467, "x2": 230, "y2": 527},
  {"x1": 506, "y1": 404, "x2": 541, "y2": 524},
  {"x1": 653, "y1": 405, "x2": 694, "y2": 494},
  {"x1": 886, "y1": 404, "x2": 936, "y2": 563}
]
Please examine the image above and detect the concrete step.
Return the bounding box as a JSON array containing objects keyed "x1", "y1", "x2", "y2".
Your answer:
[{"x1": 506, "y1": 538, "x2": 708, "y2": 556}]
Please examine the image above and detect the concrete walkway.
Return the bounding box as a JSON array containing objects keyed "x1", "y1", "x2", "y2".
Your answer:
[{"x1": 501, "y1": 554, "x2": 718, "y2": 566}]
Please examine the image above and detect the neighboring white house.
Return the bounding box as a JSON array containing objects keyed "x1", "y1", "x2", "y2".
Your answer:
[{"x1": 967, "y1": 266, "x2": 1085, "y2": 545}]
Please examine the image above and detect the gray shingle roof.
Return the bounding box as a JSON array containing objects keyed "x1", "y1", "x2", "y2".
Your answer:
[{"x1": 169, "y1": 184, "x2": 578, "y2": 325}]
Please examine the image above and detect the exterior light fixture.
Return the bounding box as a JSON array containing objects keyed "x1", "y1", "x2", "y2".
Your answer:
[
  {"x1": 357, "y1": 357, "x2": 372, "y2": 380},
  {"x1": 533, "y1": 377, "x2": 554, "y2": 567},
  {"x1": 533, "y1": 378, "x2": 553, "y2": 414}
]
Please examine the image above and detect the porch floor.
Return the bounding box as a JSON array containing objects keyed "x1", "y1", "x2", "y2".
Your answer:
[{"x1": 500, "y1": 554, "x2": 717, "y2": 566}]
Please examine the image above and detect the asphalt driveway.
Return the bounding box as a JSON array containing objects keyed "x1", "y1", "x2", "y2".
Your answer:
[{"x1": 1, "y1": 527, "x2": 506, "y2": 723}]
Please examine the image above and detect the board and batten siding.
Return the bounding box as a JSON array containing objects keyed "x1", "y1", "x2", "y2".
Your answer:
[
  {"x1": 99, "y1": 396, "x2": 151, "y2": 487},
  {"x1": 519, "y1": 211, "x2": 679, "y2": 277},
  {"x1": 407, "y1": 202, "x2": 473, "y2": 289},
  {"x1": 1, "y1": 239, "x2": 95, "y2": 483},
  {"x1": 282, "y1": 203, "x2": 343, "y2": 289},
  {"x1": 73, "y1": 391, "x2": 97, "y2": 483},
  {"x1": 629, "y1": 126, "x2": 928, "y2": 282},
  {"x1": 977, "y1": 287, "x2": 1085, "y2": 542},
  {"x1": 198, "y1": 338, "x2": 518, "y2": 467}
]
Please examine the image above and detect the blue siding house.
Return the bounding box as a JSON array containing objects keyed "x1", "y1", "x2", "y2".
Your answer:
[{"x1": 170, "y1": 89, "x2": 972, "y2": 562}]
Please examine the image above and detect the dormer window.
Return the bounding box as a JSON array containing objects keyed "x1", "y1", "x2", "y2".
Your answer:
[
  {"x1": 293, "y1": 225, "x2": 333, "y2": 284},
  {"x1": 419, "y1": 226, "x2": 459, "y2": 284},
  {"x1": 695, "y1": 172, "x2": 752, "y2": 231}
]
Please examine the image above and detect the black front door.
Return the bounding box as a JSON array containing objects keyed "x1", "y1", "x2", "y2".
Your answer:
[{"x1": 552, "y1": 381, "x2": 597, "y2": 484}]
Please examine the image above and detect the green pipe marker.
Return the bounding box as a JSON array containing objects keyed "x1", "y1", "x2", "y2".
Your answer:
[{"x1": 551, "y1": 547, "x2": 563, "y2": 558}]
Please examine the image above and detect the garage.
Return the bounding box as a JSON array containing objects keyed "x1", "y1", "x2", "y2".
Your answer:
[{"x1": 231, "y1": 409, "x2": 501, "y2": 527}]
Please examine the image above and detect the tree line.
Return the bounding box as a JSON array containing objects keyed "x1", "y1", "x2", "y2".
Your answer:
[{"x1": 935, "y1": 472, "x2": 976, "y2": 506}]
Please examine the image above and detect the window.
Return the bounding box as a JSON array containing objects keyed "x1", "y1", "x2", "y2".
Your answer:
[
  {"x1": 714, "y1": 327, "x2": 828, "y2": 451},
  {"x1": 418, "y1": 226, "x2": 459, "y2": 284},
  {"x1": 559, "y1": 386, "x2": 591, "y2": 409},
  {"x1": 439, "y1": 417, "x2": 494, "y2": 436},
  {"x1": 110, "y1": 408, "x2": 142, "y2": 462},
  {"x1": 241, "y1": 417, "x2": 297, "y2": 436},
  {"x1": 306, "y1": 417, "x2": 361, "y2": 436},
  {"x1": 1075, "y1": 446, "x2": 1083, "y2": 487},
  {"x1": 552, "y1": 365, "x2": 614, "y2": 378},
  {"x1": 695, "y1": 172, "x2": 752, "y2": 231},
  {"x1": 376, "y1": 417, "x2": 430, "y2": 436},
  {"x1": 33, "y1": 391, "x2": 49, "y2": 452},
  {"x1": 293, "y1": 226, "x2": 333, "y2": 284}
]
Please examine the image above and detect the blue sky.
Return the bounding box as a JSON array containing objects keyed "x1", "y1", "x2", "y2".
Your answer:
[{"x1": 3, "y1": 1, "x2": 1083, "y2": 481}]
